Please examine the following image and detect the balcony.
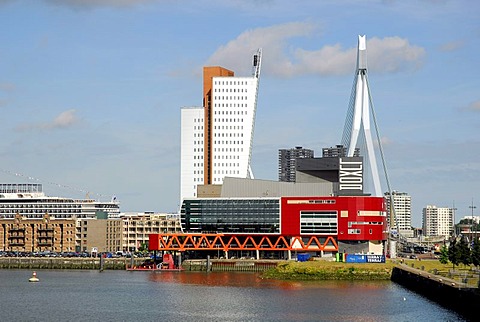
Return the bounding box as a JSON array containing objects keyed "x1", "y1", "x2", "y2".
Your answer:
[
  {"x1": 8, "y1": 237, "x2": 25, "y2": 246},
  {"x1": 38, "y1": 240, "x2": 53, "y2": 247}
]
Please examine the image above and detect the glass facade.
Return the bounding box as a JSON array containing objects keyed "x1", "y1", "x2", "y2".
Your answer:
[{"x1": 180, "y1": 198, "x2": 280, "y2": 234}]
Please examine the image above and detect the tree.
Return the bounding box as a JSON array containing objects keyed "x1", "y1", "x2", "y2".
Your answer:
[
  {"x1": 138, "y1": 243, "x2": 148, "y2": 253},
  {"x1": 439, "y1": 244, "x2": 449, "y2": 265},
  {"x1": 471, "y1": 238, "x2": 480, "y2": 267},
  {"x1": 448, "y1": 238, "x2": 461, "y2": 269},
  {"x1": 458, "y1": 236, "x2": 471, "y2": 267}
]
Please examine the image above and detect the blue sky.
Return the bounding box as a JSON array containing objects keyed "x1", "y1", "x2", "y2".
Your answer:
[{"x1": 0, "y1": 0, "x2": 479, "y2": 226}]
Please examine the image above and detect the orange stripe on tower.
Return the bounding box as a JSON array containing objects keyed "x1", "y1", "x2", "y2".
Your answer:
[{"x1": 202, "y1": 66, "x2": 234, "y2": 185}]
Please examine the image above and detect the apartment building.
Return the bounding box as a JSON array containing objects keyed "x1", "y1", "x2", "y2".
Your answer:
[{"x1": 422, "y1": 205, "x2": 454, "y2": 239}]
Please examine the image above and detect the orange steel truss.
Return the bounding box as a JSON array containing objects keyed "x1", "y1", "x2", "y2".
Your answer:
[{"x1": 149, "y1": 233, "x2": 338, "y2": 252}]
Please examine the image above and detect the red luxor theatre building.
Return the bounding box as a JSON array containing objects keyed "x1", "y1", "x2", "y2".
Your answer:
[{"x1": 149, "y1": 194, "x2": 387, "y2": 259}]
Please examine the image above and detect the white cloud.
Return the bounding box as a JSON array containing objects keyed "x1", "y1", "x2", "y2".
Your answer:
[
  {"x1": 207, "y1": 22, "x2": 317, "y2": 77},
  {"x1": 438, "y1": 40, "x2": 465, "y2": 52},
  {"x1": 207, "y1": 23, "x2": 426, "y2": 77},
  {"x1": 16, "y1": 109, "x2": 80, "y2": 132},
  {"x1": 380, "y1": 136, "x2": 393, "y2": 147},
  {"x1": 0, "y1": 83, "x2": 15, "y2": 108},
  {"x1": 367, "y1": 37, "x2": 426, "y2": 73},
  {"x1": 467, "y1": 100, "x2": 480, "y2": 111},
  {"x1": 0, "y1": 82, "x2": 16, "y2": 92},
  {"x1": 50, "y1": 109, "x2": 79, "y2": 128}
]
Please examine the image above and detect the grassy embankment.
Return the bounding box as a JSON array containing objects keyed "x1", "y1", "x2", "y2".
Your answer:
[
  {"x1": 261, "y1": 260, "x2": 394, "y2": 280},
  {"x1": 262, "y1": 259, "x2": 480, "y2": 284}
]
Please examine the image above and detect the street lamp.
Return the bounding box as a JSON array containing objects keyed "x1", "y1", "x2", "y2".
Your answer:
[{"x1": 469, "y1": 199, "x2": 476, "y2": 241}]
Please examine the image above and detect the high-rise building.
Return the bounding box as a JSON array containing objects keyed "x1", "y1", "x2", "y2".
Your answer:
[
  {"x1": 384, "y1": 191, "x2": 412, "y2": 237},
  {"x1": 322, "y1": 145, "x2": 359, "y2": 158},
  {"x1": 181, "y1": 49, "x2": 262, "y2": 201},
  {"x1": 278, "y1": 146, "x2": 314, "y2": 182},
  {"x1": 422, "y1": 205, "x2": 454, "y2": 239}
]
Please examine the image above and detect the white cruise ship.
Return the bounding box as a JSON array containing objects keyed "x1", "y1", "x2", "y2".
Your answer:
[{"x1": 0, "y1": 183, "x2": 120, "y2": 219}]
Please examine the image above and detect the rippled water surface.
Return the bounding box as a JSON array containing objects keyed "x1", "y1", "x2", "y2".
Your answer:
[{"x1": 0, "y1": 270, "x2": 464, "y2": 321}]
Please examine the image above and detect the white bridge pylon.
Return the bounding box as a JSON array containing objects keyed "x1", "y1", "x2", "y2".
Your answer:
[{"x1": 344, "y1": 35, "x2": 382, "y2": 197}]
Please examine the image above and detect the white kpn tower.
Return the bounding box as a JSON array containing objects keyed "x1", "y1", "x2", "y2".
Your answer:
[{"x1": 342, "y1": 35, "x2": 382, "y2": 197}]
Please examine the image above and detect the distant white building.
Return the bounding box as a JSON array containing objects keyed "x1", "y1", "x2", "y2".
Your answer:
[
  {"x1": 385, "y1": 191, "x2": 413, "y2": 237},
  {"x1": 180, "y1": 49, "x2": 262, "y2": 202},
  {"x1": 422, "y1": 205, "x2": 454, "y2": 239}
]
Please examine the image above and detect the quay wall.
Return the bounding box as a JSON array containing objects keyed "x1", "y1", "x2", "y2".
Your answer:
[
  {"x1": 391, "y1": 265, "x2": 480, "y2": 320},
  {"x1": 0, "y1": 257, "x2": 147, "y2": 270},
  {"x1": 182, "y1": 259, "x2": 279, "y2": 272},
  {"x1": 0, "y1": 257, "x2": 278, "y2": 272}
]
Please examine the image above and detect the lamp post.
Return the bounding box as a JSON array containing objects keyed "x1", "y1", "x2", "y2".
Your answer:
[
  {"x1": 452, "y1": 201, "x2": 457, "y2": 238},
  {"x1": 469, "y1": 199, "x2": 476, "y2": 241}
]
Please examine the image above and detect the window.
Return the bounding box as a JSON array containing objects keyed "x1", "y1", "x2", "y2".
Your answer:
[{"x1": 300, "y1": 211, "x2": 337, "y2": 234}]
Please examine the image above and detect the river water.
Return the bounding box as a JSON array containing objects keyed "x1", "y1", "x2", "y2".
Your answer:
[{"x1": 0, "y1": 270, "x2": 464, "y2": 321}]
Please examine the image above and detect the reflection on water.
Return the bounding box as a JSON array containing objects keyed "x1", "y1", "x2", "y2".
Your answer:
[
  {"x1": 146, "y1": 271, "x2": 391, "y2": 291},
  {"x1": 0, "y1": 270, "x2": 465, "y2": 322}
]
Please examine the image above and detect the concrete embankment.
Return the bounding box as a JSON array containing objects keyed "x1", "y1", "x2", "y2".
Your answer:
[
  {"x1": 392, "y1": 264, "x2": 480, "y2": 320},
  {"x1": 0, "y1": 257, "x2": 147, "y2": 270},
  {"x1": 182, "y1": 259, "x2": 279, "y2": 272},
  {"x1": 0, "y1": 257, "x2": 279, "y2": 272}
]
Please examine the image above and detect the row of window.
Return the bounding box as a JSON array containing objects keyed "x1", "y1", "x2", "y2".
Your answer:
[
  {"x1": 214, "y1": 87, "x2": 248, "y2": 92},
  {"x1": 348, "y1": 228, "x2": 374, "y2": 234},
  {"x1": 214, "y1": 96, "x2": 248, "y2": 101},
  {"x1": 214, "y1": 80, "x2": 250, "y2": 86},
  {"x1": 215, "y1": 147, "x2": 244, "y2": 152},
  {"x1": 214, "y1": 133, "x2": 244, "y2": 138},
  {"x1": 348, "y1": 221, "x2": 383, "y2": 227},
  {"x1": 1, "y1": 214, "x2": 87, "y2": 220},
  {"x1": 215, "y1": 125, "x2": 244, "y2": 130},
  {"x1": 214, "y1": 110, "x2": 247, "y2": 115},
  {"x1": 214, "y1": 118, "x2": 244, "y2": 123},
  {"x1": 0, "y1": 209, "x2": 82, "y2": 214},
  {"x1": 214, "y1": 163, "x2": 240, "y2": 167},
  {"x1": 215, "y1": 103, "x2": 249, "y2": 108},
  {"x1": 214, "y1": 170, "x2": 240, "y2": 175},
  {"x1": 214, "y1": 154, "x2": 240, "y2": 159},
  {"x1": 0, "y1": 204, "x2": 82, "y2": 208}
]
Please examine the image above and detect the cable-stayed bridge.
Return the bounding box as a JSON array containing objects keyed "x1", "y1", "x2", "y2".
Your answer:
[{"x1": 340, "y1": 35, "x2": 401, "y2": 243}]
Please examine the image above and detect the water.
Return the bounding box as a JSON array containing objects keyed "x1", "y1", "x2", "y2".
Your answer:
[{"x1": 0, "y1": 270, "x2": 464, "y2": 321}]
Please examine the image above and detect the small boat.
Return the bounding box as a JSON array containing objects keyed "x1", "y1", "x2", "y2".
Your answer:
[{"x1": 29, "y1": 271, "x2": 39, "y2": 282}]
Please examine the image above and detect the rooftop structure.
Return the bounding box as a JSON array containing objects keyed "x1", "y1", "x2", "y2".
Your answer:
[{"x1": 322, "y1": 145, "x2": 359, "y2": 158}]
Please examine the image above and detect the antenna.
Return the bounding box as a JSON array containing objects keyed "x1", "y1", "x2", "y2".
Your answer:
[{"x1": 252, "y1": 48, "x2": 262, "y2": 79}]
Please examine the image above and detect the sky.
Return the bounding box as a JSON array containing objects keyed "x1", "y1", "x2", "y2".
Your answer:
[{"x1": 0, "y1": 0, "x2": 479, "y2": 227}]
